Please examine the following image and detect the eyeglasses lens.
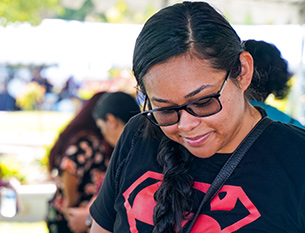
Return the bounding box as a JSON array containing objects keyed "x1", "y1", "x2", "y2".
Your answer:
[{"x1": 148, "y1": 96, "x2": 221, "y2": 126}]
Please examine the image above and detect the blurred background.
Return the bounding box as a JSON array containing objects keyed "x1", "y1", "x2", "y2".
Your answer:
[{"x1": 1, "y1": 0, "x2": 305, "y2": 232}]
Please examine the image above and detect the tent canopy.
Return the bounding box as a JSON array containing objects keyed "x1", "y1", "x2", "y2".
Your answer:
[{"x1": 0, "y1": 19, "x2": 303, "y2": 80}]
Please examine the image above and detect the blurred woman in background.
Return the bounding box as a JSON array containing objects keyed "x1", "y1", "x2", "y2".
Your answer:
[{"x1": 47, "y1": 92, "x2": 113, "y2": 233}]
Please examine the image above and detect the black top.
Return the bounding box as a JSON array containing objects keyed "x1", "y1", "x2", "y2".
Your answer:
[{"x1": 91, "y1": 114, "x2": 305, "y2": 232}]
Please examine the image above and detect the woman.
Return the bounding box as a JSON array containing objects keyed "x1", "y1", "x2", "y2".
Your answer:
[
  {"x1": 90, "y1": 2, "x2": 305, "y2": 232},
  {"x1": 66, "y1": 91, "x2": 141, "y2": 233},
  {"x1": 47, "y1": 92, "x2": 114, "y2": 233}
]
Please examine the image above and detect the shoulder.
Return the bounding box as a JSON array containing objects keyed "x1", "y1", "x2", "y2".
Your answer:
[
  {"x1": 122, "y1": 113, "x2": 146, "y2": 134},
  {"x1": 74, "y1": 130, "x2": 101, "y2": 140},
  {"x1": 247, "y1": 119, "x2": 305, "y2": 182},
  {"x1": 117, "y1": 114, "x2": 146, "y2": 147},
  {"x1": 115, "y1": 113, "x2": 161, "y2": 155},
  {"x1": 268, "y1": 120, "x2": 305, "y2": 137},
  {"x1": 62, "y1": 131, "x2": 102, "y2": 160},
  {"x1": 260, "y1": 120, "x2": 305, "y2": 151},
  {"x1": 67, "y1": 130, "x2": 101, "y2": 146},
  {"x1": 121, "y1": 114, "x2": 162, "y2": 148},
  {"x1": 109, "y1": 114, "x2": 146, "y2": 164},
  {"x1": 109, "y1": 114, "x2": 161, "y2": 172}
]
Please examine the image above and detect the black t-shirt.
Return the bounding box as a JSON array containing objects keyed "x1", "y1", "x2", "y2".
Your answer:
[{"x1": 90, "y1": 115, "x2": 305, "y2": 232}]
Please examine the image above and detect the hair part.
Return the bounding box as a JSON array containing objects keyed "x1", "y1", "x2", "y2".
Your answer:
[{"x1": 133, "y1": 1, "x2": 244, "y2": 97}]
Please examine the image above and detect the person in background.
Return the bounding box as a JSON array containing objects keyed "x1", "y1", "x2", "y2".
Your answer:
[
  {"x1": 47, "y1": 91, "x2": 140, "y2": 233},
  {"x1": 46, "y1": 92, "x2": 113, "y2": 233},
  {"x1": 0, "y1": 79, "x2": 18, "y2": 111},
  {"x1": 66, "y1": 91, "x2": 140, "y2": 233},
  {"x1": 31, "y1": 66, "x2": 53, "y2": 93},
  {"x1": 89, "y1": 2, "x2": 305, "y2": 232},
  {"x1": 244, "y1": 39, "x2": 304, "y2": 128}
]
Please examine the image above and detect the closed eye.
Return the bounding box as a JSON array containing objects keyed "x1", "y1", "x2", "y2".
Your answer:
[
  {"x1": 157, "y1": 109, "x2": 176, "y2": 115},
  {"x1": 193, "y1": 97, "x2": 214, "y2": 107}
]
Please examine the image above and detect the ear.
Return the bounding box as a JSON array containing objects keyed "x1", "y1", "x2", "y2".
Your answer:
[{"x1": 237, "y1": 51, "x2": 254, "y2": 91}]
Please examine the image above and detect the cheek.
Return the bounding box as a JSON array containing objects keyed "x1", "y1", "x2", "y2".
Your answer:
[
  {"x1": 100, "y1": 125, "x2": 110, "y2": 140},
  {"x1": 160, "y1": 125, "x2": 179, "y2": 140},
  {"x1": 99, "y1": 125, "x2": 106, "y2": 134},
  {"x1": 220, "y1": 84, "x2": 244, "y2": 117},
  {"x1": 215, "y1": 94, "x2": 245, "y2": 134},
  {"x1": 204, "y1": 96, "x2": 239, "y2": 134}
]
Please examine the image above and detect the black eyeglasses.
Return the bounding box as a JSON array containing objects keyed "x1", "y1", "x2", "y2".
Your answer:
[{"x1": 141, "y1": 71, "x2": 231, "y2": 127}]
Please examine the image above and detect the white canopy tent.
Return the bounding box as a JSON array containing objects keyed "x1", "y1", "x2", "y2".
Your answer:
[
  {"x1": 0, "y1": 19, "x2": 144, "y2": 90},
  {"x1": 0, "y1": 20, "x2": 303, "y2": 71},
  {"x1": 0, "y1": 19, "x2": 143, "y2": 68},
  {"x1": 0, "y1": 19, "x2": 304, "y2": 120}
]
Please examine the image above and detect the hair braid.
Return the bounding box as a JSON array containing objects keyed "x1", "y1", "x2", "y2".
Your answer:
[{"x1": 153, "y1": 136, "x2": 195, "y2": 233}]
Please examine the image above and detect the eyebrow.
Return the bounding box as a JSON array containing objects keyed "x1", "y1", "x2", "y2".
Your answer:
[
  {"x1": 151, "y1": 84, "x2": 212, "y2": 103},
  {"x1": 184, "y1": 84, "x2": 211, "y2": 98}
]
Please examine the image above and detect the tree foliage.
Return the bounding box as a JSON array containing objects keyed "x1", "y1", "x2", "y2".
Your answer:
[
  {"x1": 0, "y1": 0, "x2": 63, "y2": 26},
  {"x1": 57, "y1": 0, "x2": 156, "y2": 24},
  {"x1": 57, "y1": 0, "x2": 102, "y2": 22},
  {"x1": 0, "y1": 0, "x2": 157, "y2": 26}
]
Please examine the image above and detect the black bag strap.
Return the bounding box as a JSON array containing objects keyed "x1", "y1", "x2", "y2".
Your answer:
[{"x1": 184, "y1": 117, "x2": 273, "y2": 233}]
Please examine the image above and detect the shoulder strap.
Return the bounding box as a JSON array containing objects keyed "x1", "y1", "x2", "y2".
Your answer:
[{"x1": 184, "y1": 117, "x2": 273, "y2": 233}]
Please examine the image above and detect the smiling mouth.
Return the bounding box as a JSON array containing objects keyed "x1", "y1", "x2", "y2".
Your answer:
[{"x1": 183, "y1": 132, "x2": 211, "y2": 147}]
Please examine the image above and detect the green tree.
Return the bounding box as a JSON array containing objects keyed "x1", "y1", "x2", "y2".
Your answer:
[
  {"x1": 0, "y1": 0, "x2": 158, "y2": 26},
  {"x1": 57, "y1": 0, "x2": 104, "y2": 22},
  {"x1": 57, "y1": 0, "x2": 156, "y2": 24},
  {"x1": 0, "y1": 0, "x2": 63, "y2": 26}
]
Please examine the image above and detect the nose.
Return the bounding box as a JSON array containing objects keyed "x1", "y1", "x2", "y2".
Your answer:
[{"x1": 177, "y1": 109, "x2": 200, "y2": 131}]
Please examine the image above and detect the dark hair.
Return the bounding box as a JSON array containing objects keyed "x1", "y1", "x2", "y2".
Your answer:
[
  {"x1": 132, "y1": 1, "x2": 245, "y2": 232},
  {"x1": 48, "y1": 92, "x2": 113, "y2": 172},
  {"x1": 244, "y1": 39, "x2": 292, "y2": 102},
  {"x1": 92, "y1": 91, "x2": 140, "y2": 124},
  {"x1": 133, "y1": 2, "x2": 244, "y2": 95}
]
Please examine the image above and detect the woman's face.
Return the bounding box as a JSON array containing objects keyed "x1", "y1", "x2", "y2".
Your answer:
[
  {"x1": 143, "y1": 55, "x2": 251, "y2": 158},
  {"x1": 96, "y1": 118, "x2": 116, "y2": 147}
]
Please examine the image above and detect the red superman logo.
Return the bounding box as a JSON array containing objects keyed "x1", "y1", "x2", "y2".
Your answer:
[{"x1": 123, "y1": 171, "x2": 261, "y2": 232}]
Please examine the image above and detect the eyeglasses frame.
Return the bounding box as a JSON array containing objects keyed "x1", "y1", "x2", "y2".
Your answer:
[{"x1": 141, "y1": 70, "x2": 231, "y2": 126}]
